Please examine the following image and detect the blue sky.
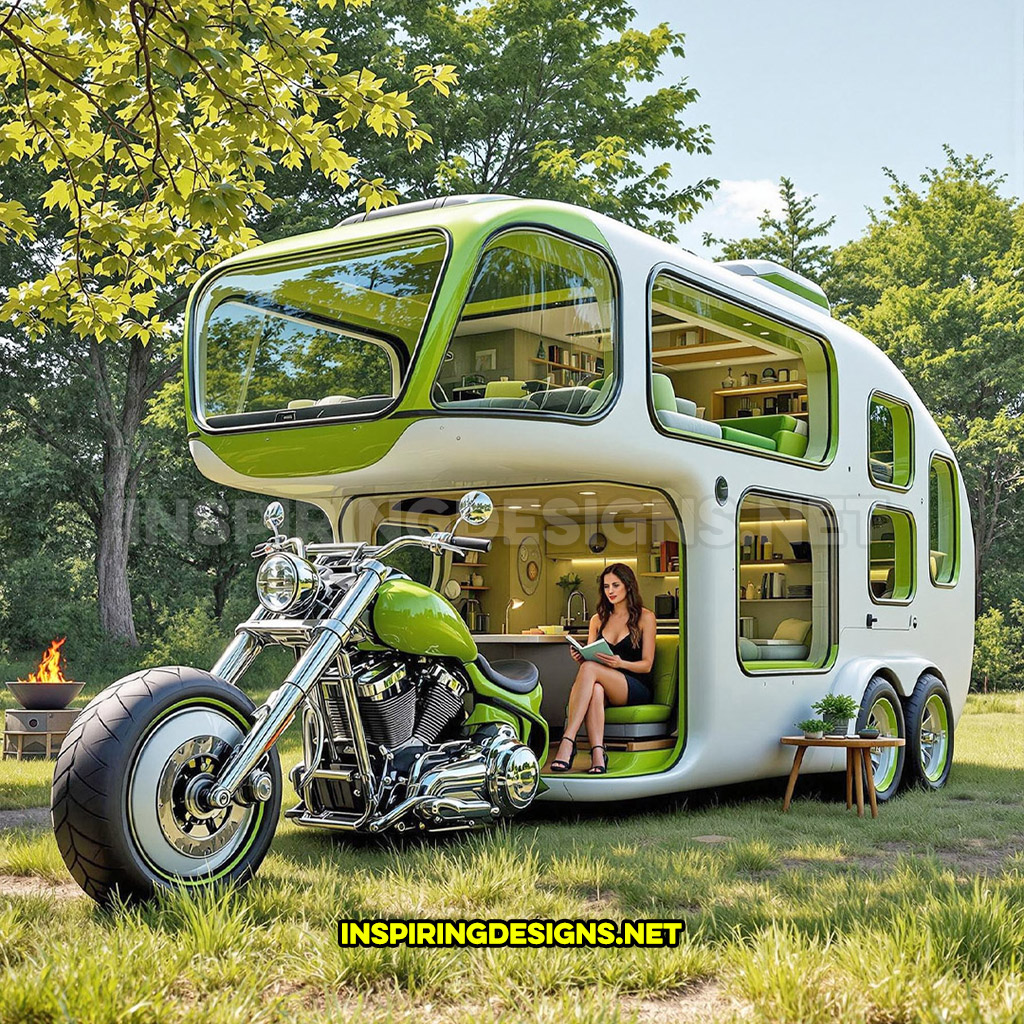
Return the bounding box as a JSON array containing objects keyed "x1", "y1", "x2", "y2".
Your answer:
[{"x1": 629, "y1": 0, "x2": 1024, "y2": 255}]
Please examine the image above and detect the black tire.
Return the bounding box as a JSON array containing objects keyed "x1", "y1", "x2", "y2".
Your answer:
[
  {"x1": 52, "y1": 667, "x2": 281, "y2": 905},
  {"x1": 855, "y1": 676, "x2": 906, "y2": 802},
  {"x1": 902, "y1": 674, "x2": 954, "y2": 790}
]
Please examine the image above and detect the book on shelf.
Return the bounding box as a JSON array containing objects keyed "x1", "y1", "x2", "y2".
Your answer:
[
  {"x1": 565, "y1": 635, "x2": 614, "y2": 662},
  {"x1": 659, "y1": 540, "x2": 679, "y2": 573}
]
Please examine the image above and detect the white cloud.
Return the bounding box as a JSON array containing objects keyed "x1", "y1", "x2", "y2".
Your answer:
[
  {"x1": 714, "y1": 179, "x2": 785, "y2": 223},
  {"x1": 676, "y1": 178, "x2": 784, "y2": 255}
]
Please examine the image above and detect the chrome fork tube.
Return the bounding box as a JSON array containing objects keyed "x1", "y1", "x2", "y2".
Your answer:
[
  {"x1": 212, "y1": 607, "x2": 269, "y2": 684},
  {"x1": 206, "y1": 562, "x2": 388, "y2": 809}
]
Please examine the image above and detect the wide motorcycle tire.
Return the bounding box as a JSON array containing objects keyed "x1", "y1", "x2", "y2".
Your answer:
[{"x1": 52, "y1": 667, "x2": 281, "y2": 905}]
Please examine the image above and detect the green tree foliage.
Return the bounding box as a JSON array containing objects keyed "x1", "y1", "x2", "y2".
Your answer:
[
  {"x1": 703, "y1": 176, "x2": 836, "y2": 281},
  {"x1": 261, "y1": 0, "x2": 717, "y2": 242},
  {"x1": 971, "y1": 607, "x2": 1021, "y2": 692},
  {"x1": 831, "y1": 149, "x2": 1024, "y2": 613},
  {"x1": 0, "y1": 0, "x2": 452, "y2": 642}
]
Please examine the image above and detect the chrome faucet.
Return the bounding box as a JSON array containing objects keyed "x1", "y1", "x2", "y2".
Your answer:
[{"x1": 566, "y1": 589, "x2": 587, "y2": 629}]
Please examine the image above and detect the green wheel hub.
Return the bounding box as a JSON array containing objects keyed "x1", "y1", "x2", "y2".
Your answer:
[
  {"x1": 919, "y1": 693, "x2": 950, "y2": 782},
  {"x1": 867, "y1": 696, "x2": 900, "y2": 792}
]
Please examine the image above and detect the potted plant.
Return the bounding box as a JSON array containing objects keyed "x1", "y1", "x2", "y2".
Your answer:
[
  {"x1": 811, "y1": 694, "x2": 859, "y2": 736},
  {"x1": 796, "y1": 718, "x2": 827, "y2": 740},
  {"x1": 556, "y1": 572, "x2": 582, "y2": 593}
]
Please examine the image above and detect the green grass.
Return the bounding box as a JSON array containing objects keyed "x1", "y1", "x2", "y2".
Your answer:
[{"x1": 1, "y1": 692, "x2": 1023, "y2": 1023}]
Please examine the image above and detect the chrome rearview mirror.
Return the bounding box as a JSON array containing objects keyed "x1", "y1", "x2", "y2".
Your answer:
[
  {"x1": 263, "y1": 501, "x2": 286, "y2": 535},
  {"x1": 458, "y1": 490, "x2": 493, "y2": 526}
]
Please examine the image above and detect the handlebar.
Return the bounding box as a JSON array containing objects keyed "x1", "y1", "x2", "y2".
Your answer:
[
  {"x1": 369, "y1": 530, "x2": 490, "y2": 563},
  {"x1": 451, "y1": 535, "x2": 491, "y2": 553}
]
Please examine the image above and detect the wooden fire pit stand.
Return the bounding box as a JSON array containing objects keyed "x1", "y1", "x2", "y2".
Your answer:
[{"x1": 3, "y1": 709, "x2": 81, "y2": 760}]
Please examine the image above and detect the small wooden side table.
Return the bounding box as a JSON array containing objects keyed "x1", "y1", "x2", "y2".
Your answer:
[{"x1": 780, "y1": 735, "x2": 906, "y2": 818}]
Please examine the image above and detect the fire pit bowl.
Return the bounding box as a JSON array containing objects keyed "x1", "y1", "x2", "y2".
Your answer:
[{"x1": 6, "y1": 681, "x2": 85, "y2": 710}]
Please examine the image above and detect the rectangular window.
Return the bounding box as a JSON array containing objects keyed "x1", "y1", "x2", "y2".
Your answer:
[
  {"x1": 869, "y1": 393, "x2": 913, "y2": 488},
  {"x1": 869, "y1": 507, "x2": 915, "y2": 601},
  {"x1": 434, "y1": 230, "x2": 617, "y2": 417},
  {"x1": 737, "y1": 493, "x2": 835, "y2": 670},
  {"x1": 649, "y1": 273, "x2": 833, "y2": 461},
  {"x1": 195, "y1": 233, "x2": 447, "y2": 429},
  {"x1": 929, "y1": 457, "x2": 959, "y2": 585}
]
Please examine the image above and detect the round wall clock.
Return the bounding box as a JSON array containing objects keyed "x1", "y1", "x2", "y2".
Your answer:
[{"x1": 517, "y1": 537, "x2": 542, "y2": 594}]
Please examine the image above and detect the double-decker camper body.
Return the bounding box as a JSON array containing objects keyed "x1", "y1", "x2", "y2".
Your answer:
[{"x1": 185, "y1": 196, "x2": 973, "y2": 802}]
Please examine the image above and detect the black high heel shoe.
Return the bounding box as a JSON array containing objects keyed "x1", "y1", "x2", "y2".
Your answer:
[
  {"x1": 588, "y1": 745, "x2": 608, "y2": 774},
  {"x1": 550, "y1": 735, "x2": 578, "y2": 773}
]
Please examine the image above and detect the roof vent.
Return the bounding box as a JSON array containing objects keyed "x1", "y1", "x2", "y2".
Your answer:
[
  {"x1": 718, "y1": 259, "x2": 830, "y2": 313},
  {"x1": 337, "y1": 193, "x2": 517, "y2": 227}
]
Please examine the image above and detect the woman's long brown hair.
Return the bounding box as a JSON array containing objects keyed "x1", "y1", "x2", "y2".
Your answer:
[{"x1": 596, "y1": 562, "x2": 645, "y2": 646}]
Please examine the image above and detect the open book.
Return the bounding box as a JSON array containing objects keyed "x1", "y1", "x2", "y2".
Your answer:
[{"x1": 565, "y1": 635, "x2": 614, "y2": 662}]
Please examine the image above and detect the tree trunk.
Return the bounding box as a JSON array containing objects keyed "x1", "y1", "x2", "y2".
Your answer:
[
  {"x1": 95, "y1": 441, "x2": 138, "y2": 644},
  {"x1": 87, "y1": 336, "x2": 159, "y2": 646}
]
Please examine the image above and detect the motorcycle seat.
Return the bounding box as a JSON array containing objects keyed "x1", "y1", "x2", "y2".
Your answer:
[{"x1": 474, "y1": 655, "x2": 539, "y2": 694}]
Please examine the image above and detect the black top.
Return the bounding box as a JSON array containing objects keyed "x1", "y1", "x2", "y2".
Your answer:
[{"x1": 600, "y1": 625, "x2": 652, "y2": 689}]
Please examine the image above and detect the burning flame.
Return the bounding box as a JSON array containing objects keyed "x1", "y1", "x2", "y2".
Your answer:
[{"x1": 18, "y1": 638, "x2": 68, "y2": 683}]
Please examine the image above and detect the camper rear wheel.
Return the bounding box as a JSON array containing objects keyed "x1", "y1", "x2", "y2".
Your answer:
[
  {"x1": 856, "y1": 676, "x2": 905, "y2": 802},
  {"x1": 902, "y1": 674, "x2": 954, "y2": 790}
]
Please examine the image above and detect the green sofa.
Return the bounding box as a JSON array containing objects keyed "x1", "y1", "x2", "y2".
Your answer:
[{"x1": 715, "y1": 414, "x2": 809, "y2": 457}]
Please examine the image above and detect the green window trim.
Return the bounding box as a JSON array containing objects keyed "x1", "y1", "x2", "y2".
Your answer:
[
  {"x1": 736, "y1": 490, "x2": 837, "y2": 674},
  {"x1": 430, "y1": 226, "x2": 619, "y2": 421},
  {"x1": 646, "y1": 268, "x2": 837, "y2": 465},
  {"x1": 869, "y1": 505, "x2": 916, "y2": 603},
  {"x1": 868, "y1": 392, "x2": 914, "y2": 490},
  {"x1": 929, "y1": 455, "x2": 960, "y2": 587}
]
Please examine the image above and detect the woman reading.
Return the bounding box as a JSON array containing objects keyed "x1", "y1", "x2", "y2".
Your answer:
[{"x1": 550, "y1": 562, "x2": 656, "y2": 774}]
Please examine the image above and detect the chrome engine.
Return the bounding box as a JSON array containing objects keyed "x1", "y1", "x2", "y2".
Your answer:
[{"x1": 289, "y1": 654, "x2": 540, "y2": 833}]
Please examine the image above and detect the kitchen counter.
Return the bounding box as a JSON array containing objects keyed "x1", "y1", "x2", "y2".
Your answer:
[{"x1": 471, "y1": 633, "x2": 571, "y2": 643}]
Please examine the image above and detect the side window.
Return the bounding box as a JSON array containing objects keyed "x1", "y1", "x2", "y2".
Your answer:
[
  {"x1": 737, "y1": 493, "x2": 835, "y2": 670},
  {"x1": 929, "y1": 457, "x2": 959, "y2": 585},
  {"x1": 869, "y1": 393, "x2": 913, "y2": 488},
  {"x1": 433, "y1": 230, "x2": 617, "y2": 417},
  {"x1": 374, "y1": 522, "x2": 437, "y2": 587},
  {"x1": 649, "y1": 272, "x2": 834, "y2": 462},
  {"x1": 869, "y1": 508, "x2": 915, "y2": 601}
]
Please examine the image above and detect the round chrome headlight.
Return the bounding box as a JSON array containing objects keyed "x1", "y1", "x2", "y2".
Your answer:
[{"x1": 256, "y1": 553, "x2": 318, "y2": 613}]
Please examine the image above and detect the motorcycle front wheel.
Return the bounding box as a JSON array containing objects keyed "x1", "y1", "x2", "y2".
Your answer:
[{"x1": 52, "y1": 667, "x2": 281, "y2": 904}]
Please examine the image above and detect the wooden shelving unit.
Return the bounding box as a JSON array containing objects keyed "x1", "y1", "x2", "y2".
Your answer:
[
  {"x1": 739, "y1": 559, "x2": 812, "y2": 568},
  {"x1": 712, "y1": 381, "x2": 807, "y2": 420},
  {"x1": 528, "y1": 357, "x2": 601, "y2": 386}
]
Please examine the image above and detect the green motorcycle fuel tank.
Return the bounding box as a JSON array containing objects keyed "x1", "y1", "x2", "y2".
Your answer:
[{"x1": 371, "y1": 579, "x2": 478, "y2": 663}]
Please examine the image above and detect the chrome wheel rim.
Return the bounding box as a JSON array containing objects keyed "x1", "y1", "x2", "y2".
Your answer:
[
  {"x1": 920, "y1": 693, "x2": 950, "y2": 782},
  {"x1": 867, "y1": 697, "x2": 899, "y2": 792},
  {"x1": 128, "y1": 706, "x2": 255, "y2": 879}
]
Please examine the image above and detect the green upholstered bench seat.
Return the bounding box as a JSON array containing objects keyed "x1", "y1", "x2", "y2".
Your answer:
[
  {"x1": 717, "y1": 414, "x2": 809, "y2": 458},
  {"x1": 602, "y1": 634, "x2": 679, "y2": 740},
  {"x1": 605, "y1": 703, "x2": 673, "y2": 725},
  {"x1": 719, "y1": 425, "x2": 777, "y2": 450}
]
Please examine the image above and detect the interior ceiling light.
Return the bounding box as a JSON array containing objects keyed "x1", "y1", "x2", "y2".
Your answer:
[
  {"x1": 759, "y1": 331, "x2": 770, "y2": 337},
  {"x1": 579, "y1": 490, "x2": 596, "y2": 496}
]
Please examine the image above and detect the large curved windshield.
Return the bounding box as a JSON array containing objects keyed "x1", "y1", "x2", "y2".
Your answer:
[{"x1": 194, "y1": 233, "x2": 447, "y2": 429}]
